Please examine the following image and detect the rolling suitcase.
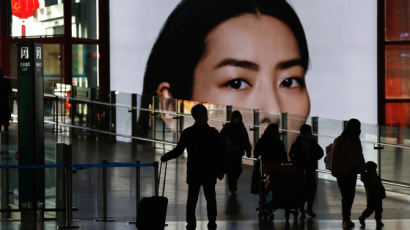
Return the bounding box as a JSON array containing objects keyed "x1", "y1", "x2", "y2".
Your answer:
[
  {"x1": 137, "y1": 162, "x2": 168, "y2": 230},
  {"x1": 261, "y1": 162, "x2": 305, "y2": 221}
]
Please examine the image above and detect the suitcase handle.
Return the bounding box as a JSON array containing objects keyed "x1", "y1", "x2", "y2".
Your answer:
[{"x1": 159, "y1": 161, "x2": 167, "y2": 197}]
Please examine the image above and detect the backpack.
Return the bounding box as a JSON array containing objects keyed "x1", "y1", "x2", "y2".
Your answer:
[{"x1": 324, "y1": 143, "x2": 333, "y2": 170}]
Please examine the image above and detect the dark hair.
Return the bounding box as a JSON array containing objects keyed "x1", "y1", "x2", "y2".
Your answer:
[
  {"x1": 365, "y1": 161, "x2": 377, "y2": 171},
  {"x1": 142, "y1": 0, "x2": 309, "y2": 100},
  {"x1": 138, "y1": 0, "x2": 309, "y2": 133},
  {"x1": 262, "y1": 123, "x2": 280, "y2": 139},
  {"x1": 230, "y1": 110, "x2": 243, "y2": 124},
  {"x1": 342, "y1": 118, "x2": 361, "y2": 139},
  {"x1": 300, "y1": 124, "x2": 312, "y2": 135},
  {"x1": 191, "y1": 104, "x2": 208, "y2": 121}
]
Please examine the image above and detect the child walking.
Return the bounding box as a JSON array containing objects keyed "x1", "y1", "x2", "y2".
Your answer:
[{"x1": 359, "y1": 161, "x2": 386, "y2": 228}]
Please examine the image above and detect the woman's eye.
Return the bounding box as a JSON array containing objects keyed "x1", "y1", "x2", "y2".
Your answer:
[
  {"x1": 280, "y1": 77, "x2": 305, "y2": 88},
  {"x1": 225, "y1": 79, "x2": 250, "y2": 90}
]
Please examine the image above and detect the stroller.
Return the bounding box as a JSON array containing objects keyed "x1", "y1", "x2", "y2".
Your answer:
[{"x1": 257, "y1": 160, "x2": 305, "y2": 222}]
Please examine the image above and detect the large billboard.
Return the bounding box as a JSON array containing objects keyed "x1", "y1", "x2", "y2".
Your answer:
[
  {"x1": 110, "y1": 0, "x2": 378, "y2": 125},
  {"x1": 109, "y1": 0, "x2": 379, "y2": 181}
]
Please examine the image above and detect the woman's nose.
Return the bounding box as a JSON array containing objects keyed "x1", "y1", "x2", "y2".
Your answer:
[{"x1": 252, "y1": 86, "x2": 281, "y2": 113}]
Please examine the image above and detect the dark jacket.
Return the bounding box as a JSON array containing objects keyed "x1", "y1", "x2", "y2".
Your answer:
[
  {"x1": 330, "y1": 136, "x2": 365, "y2": 176},
  {"x1": 254, "y1": 137, "x2": 287, "y2": 163},
  {"x1": 161, "y1": 123, "x2": 227, "y2": 184},
  {"x1": 361, "y1": 171, "x2": 386, "y2": 201},
  {"x1": 220, "y1": 123, "x2": 251, "y2": 159},
  {"x1": 0, "y1": 76, "x2": 12, "y2": 121},
  {"x1": 289, "y1": 135, "x2": 324, "y2": 170}
]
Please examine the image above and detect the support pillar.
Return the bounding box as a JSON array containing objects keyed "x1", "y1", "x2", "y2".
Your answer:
[{"x1": 17, "y1": 42, "x2": 45, "y2": 224}]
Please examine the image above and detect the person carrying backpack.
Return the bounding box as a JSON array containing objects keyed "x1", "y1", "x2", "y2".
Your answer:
[{"x1": 289, "y1": 124, "x2": 324, "y2": 219}]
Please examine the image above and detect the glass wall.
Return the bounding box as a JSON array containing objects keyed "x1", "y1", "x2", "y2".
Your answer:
[
  {"x1": 72, "y1": 44, "x2": 99, "y2": 89},
  {"x1": 384, "y1": 0, "x2": 410, "y2": 128},
  {"x1": 43, "y1": 44, "x2": 62, "y2": 94},
  {"x1": 72, "y1": 0, "x2": 99, "y2": 39},
  {"x1": 385, "y1": 0, "x2": 410, "y2": 41},
  {"x1": 385, "y1": 45, "x2": 410, "y2": 100}
]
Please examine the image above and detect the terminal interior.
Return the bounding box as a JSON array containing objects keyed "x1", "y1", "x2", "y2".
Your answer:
[
  {"x1": 0, "y1": 92, "x2": 410, "y2": 229},
  {"x1": 1, "y1": 0, "x2": 410, "y2": 229}
]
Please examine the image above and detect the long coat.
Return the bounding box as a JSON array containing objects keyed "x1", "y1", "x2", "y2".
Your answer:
[
  {"x1": 220, "y1": 123, "x2": 251, "y2": 159},
  {"x1": 162, "y1": 123, "x2": 227, "y2": 184},
  {"x1": 289, "y1": 135, "x2": 324, "y2": 170},
  {"x1": 0, "y1": 77, "x2": 11, "y2": 122},
  {"x1": 330, "y1": 136, "x2": 365, "y2": 176},
  {"x1": 254, "y1": 137, "x2": 287, "y2": 163}
]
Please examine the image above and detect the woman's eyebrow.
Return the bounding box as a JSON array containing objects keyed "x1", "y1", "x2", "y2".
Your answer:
[
  {"x1": 277, "y1": 58, "x2": 303, "y2": 69},
  {"x1": 215, "y1": 58, "x2": 259, "y2": 71}
]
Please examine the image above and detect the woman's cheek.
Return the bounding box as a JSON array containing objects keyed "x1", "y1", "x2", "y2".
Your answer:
[{"x1": 279, "y1": 89, "x2": 310, "y2": 116}]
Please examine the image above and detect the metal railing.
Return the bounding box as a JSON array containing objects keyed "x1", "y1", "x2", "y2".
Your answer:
[
  {"x1": 7, "y1": 88, "x2": 410, "y2": 190},
  {"x1": 0, "y1": 147, "x2": 159, "y2": 226}
]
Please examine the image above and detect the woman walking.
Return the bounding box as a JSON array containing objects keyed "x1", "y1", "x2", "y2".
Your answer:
[
  {"x1": 220, "y1": 111, "x2": 251, "y2": 195},
  {"x1": 330, "y1": 119, "x2": 365, "y2": 228},
  {"x1": 254, "y1": 123, "x2": 287, "y2": 163}
]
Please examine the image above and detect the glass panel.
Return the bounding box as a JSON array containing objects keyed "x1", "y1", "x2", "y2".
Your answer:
[
  {"x1": 43, "y1": 44, "x2": 63, "y2": 131},
  {"x1": 136, "y1": 94, "x2": 155, "y2": 140},
  {"x1": 379, "y1": 125, "x2": 410, "y2": 185},
  {"x1": 385, "y1": 102, "x2": 410, "y2": 127},
  {"x1": 316, "y1": 117, "x2": 343, "y2": 178},
  {"x1": 44, "y1": 140, "x2": 57, "y2": 215},
  {"x1": 385, "y1": 45, "x2": 410, "y2": 99},
  {"x1": 361, "y1": 123, "x2": 379, "y2": 167},
  {"x1": 72, "y1": 44, "x2": 99, "y2": 90},
  {"x1": 43, "y1": 44, "x2": 62, "y2": 94},
  {"x1": 207, "y1": 103, "x2": 226, "y2": 131},
  {"x1": 385, "y1": 0, "x2": 410, "y2": 41},
  {"x1": 51, "y1": 83, "x2": 72, "y2": 133},
  {"x1": 72, "y1": 0, "x2": 98, "y2": 39},
  {"x1": 71, "y1": 86, "x2": 90, "y2": 127},
  {"x1": 115, "y1": 92, "x2": 132, "y2": 142},
  {"x1": 10, "y1": 0, "x2": 64, "y2": 37},
  {"x1": 0, "y1": 132, "x2": 19, "y2": 213},
  {"x1": 380, "y1": 145, "x2": 410, "y2": 185},
  {"x1": 71, "y1": 44, "x2": 98, "y2": 128}
]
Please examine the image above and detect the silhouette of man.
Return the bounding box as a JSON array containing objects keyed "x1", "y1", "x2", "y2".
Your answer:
[
  {"x1": 161, "y1": 104, "x2": 226, "y2": 230},
  {"x1": 0, "y1": 69, "x2": 12, "y2": 132}
]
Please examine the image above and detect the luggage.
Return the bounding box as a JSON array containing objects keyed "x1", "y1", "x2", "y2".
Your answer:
[
  {"x1": 137, "y1": 162, "x2": 168, "y2": 230},
  {"x1": 265, "y1": 163, "x2": 305, "y2": 208},
  {"x1": 257, "y1": 162, "x2": 305, "y2": 222}
]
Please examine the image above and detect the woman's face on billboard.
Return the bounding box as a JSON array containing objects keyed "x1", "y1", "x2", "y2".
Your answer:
[{"x1": 192, "y1": 14, "x2": 310, "y2": 117}]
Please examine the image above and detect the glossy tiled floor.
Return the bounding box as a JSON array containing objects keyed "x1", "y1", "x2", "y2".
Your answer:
[
  {"x1": 3, "y1": 219, "x2": 410, "y2": 230},
  {"x1": 2, "y1": 134, "x2": 410, "y2": 229}
]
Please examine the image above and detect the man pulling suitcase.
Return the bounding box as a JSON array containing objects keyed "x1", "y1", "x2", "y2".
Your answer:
[{"x1": 161, "y1": 104, "x2": 227, "y2": 230}]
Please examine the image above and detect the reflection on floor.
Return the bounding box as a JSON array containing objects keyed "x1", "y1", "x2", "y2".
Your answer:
[
  {"x1": 2, "y1": 219, "x2": 410, "y2": 230},
  {"x1": 1, "y1": 134, "x2": 410, "y2": 229}
]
